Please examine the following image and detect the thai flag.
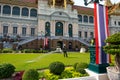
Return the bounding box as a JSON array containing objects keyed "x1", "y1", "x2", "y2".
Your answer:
[
  {"x1": 44, "y1": 37, "x2": 48, "y2": 47},
  {"x1": 94, "y1": 3, "x2": 110, "y2": 64}
]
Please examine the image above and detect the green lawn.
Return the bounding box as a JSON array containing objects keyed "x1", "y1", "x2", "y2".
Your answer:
[{"x1": 0, "y1": 52, "x2": 90, "y2": 71}]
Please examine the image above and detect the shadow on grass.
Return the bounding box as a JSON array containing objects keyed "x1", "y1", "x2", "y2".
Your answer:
[{"x1": 67, "y1": 57, "x2": 79, "y2": 58}]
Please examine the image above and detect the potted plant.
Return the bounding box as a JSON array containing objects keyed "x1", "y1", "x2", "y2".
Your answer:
[{"x1": 104, "y1": 32, "x2": 120, "y2": 80}]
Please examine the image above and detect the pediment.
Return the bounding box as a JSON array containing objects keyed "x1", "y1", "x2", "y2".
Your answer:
[{"x1": 51, "y1": 11, "x2": 70, "y2": 18}]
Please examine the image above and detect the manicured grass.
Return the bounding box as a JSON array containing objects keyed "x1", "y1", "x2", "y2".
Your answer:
[{"x1": 0, "y1": 52, "x2": 89, "y2": 71}]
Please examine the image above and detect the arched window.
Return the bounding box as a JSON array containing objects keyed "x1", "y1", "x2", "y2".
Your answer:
[
  {"x1": 89, "y1": 16, "x2": 94, "y2": 23},
  {"x1": 12, "y1": 6, "x2": 20, "y2": 15},
  {"x1": 68, "y1": 24, "x2": 73, "y2": 37},
  {"x1": 0, "y1": 5, "x2": 1, "y2": 13},
  {"x1": 83, "y1": 15, "x2": 88, "y2": 23},
  {"x1": 78, "y1": 15, "x2": 82, "y2": 22},
  {"x1": 22, "y1": 8, "x2": 29, "y2": 16},
  {"x1": 45, "y1": 22, "x2": 50, "y2": 36},
  {"x1": 3, "y1": 5, "x2": 11, "y2": 14},
  {"x1": 55, "y1": 22, "x2": 63, "y2": 36},
  {"x1": 30, "y1": 9, "x2": 37, "y2": 17}
]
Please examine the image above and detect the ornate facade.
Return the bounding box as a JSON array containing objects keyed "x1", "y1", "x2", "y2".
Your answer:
[{"x1": 0, "y1": 0, "x2": 120, "y2": 50}]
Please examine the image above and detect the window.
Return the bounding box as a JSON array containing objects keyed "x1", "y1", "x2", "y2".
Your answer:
[
  {"x1": 45, "y1": 22, "x2": 50, "y2": 36},
  {"x1": 55, "y1": 22, "x2": 63, "y2": 36},
  {"x1": 68, "y1": 24, "x2": 73, "y2": 37},
  {"x1": 13, "y1": 27, "x2": 17, "y2": 34},
  {"x1": 90, "y1": 32, "x2": 94, "y2": 38},
  {"x1": 22, "y1": 27, "x2": 26, "y2": 36},
  {"x1": 83, "y1": 15, "x2": 88, "y2": 23},
  {"x1": 30, "y1": 9, "x2": 37, "y2": 17},
  {"x1": 12, "y1": 6, "x2": 20, "y2": 15},
  {"x1": 89, "y1": 16, "x2": 94, "y2": 23},
  {"x1": 31, "y1": 28, "x2": 35, "y2": 36},
  {"x1": 0, "y1": 5, "x2": 1, "y2": 13},
  {"x1": 79, "y1": 31, "x2": 82, "y2": 38},
  {"x1": 114, "y1": 21, "x2": 116, "y2": 25},
  {"x1": 3, "y1": 5, "x2": 11, "y2": 14},
  {"x1": 22, "y1": 8, "x2": 29, "y2": 16},
  {"x1": 118, "y1": 22, "x2": 120, "y2": 26},
  {"x1": 84, "y1": 32, "x2": 87, "y2": 38},
  {"x1": 3, "y1": 26, "x2": 8, "y2": 34},
  {"x1": 78, "y1": 15, "x2": 82, "y2": 22}
]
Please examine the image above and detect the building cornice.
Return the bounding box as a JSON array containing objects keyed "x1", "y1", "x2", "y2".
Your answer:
[{"x1": 0, "y1": 0, "x2": 37, "y2": 8}]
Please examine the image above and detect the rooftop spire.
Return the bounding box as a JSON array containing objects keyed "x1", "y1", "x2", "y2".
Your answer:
[{"x1": 105, "y1": 0, "x2": 113, "y2": 7}]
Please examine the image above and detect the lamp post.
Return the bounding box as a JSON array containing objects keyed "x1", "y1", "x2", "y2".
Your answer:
[{"x1": 84, "y1": 0, "x2": 110, "y2": 74}]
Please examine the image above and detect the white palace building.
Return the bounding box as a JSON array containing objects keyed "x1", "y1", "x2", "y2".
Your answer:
[{"x1": 0, "y1": 0, "x2": 120, "y2": 50}]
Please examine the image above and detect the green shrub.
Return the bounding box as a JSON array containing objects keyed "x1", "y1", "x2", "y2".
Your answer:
[
  {"x1": 23, "y1": 49, "x2": 34, "y2": 53},
  {"x1": 49, "y1": 61, "x2": 65, "y2": 75},
  {"x1": 73, "y1": 62, "x2": 79, "y2": 70},
  {"x1": 61, "y1": 67, "x2": 80, "y2": 78},
  {"x1": 43, "y1": 70, "x2": 60, "y2": 80},
  {"x1": 0, "y1": 63, "x2": 15, "y2": 79},
  {"x1": 76, "y1": 63, "x2": 88, "y2": 69},
  {"x1": 75, "y1": 63, "x2": 88, "y2": 74},
  {"x1": 0, "y1": 49, "x2": 2, "y2": 53},
  {"x1": 2, "y1": 48, "x2": 13, "y2": 53},
  {"x1": 76, "y1": 68, "x2": 86, "y2": 74},
  {"x1": 22, "y1": 69, "x2": 39, "y2": 80}
]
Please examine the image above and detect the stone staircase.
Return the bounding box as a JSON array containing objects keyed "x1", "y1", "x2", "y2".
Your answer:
[
  {"x1": 3, "y1": 42, "x2": 12, "y2": 48},
  {"x1": 18, "y1": 36, "x2": 37, "y2": 46},
  {"x1": 17, "y1": 36, "x2": 90, "y2": 48}
]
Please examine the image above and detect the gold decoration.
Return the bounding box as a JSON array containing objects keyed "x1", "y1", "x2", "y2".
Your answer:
[
  {"x1": 64, "y1": 0, "x2": 66, "y2": 9},
  {"x1": 108, "y1": 2, "x2": 120, "y2": 16},
  {"x1": 105, "y1": 0, "x2": 113, "y2": 7},
  {"x1": 53, "y1": 0, "x2": 55, "y2": 7}
]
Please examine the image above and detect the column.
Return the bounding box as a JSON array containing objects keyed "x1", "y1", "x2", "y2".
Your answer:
[
  {"x1": 10, "y1": 6, "x2": 12, "y2": 17},
  {"x1": 20, "y1": 7, "x2": 22, "y2": 18},
  {"x1": 28, "y1": 8, "x2": 30, "y2": 19},
  {"x1": 51, "y1": 20, "x2": 55, "y2": 36},
  {"x1": 1, "y1": 5, "x2": 3, "y2": 16},
  {"x1": 64, "y1": 22, "x2": 68, "y2": 37}
]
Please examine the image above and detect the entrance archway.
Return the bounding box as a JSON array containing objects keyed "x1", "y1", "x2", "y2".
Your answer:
[
  {"x1": 69, "y1": 42, "x2": 72, "y2": 50},
  {"x1": 57, "y1": 41, "x2": 63, "y2": 49}
]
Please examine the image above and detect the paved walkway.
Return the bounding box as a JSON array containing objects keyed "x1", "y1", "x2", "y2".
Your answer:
[{"x1": 59, "y1": 76, "x2": 96, "y2": 80}]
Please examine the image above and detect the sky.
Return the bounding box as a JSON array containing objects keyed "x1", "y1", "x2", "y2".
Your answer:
[{"x1": 74, "y1": 0, "x2": 120, "y2": 8}]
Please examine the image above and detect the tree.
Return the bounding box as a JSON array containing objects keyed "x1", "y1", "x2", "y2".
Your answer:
[{"x1": 104, "y1": 32, "x2": 120, "y2": 71}]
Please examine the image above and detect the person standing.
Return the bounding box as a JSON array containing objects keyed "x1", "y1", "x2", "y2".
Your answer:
[{"x1": 63, "y1": 46, "x2": 68, "y2": 57}]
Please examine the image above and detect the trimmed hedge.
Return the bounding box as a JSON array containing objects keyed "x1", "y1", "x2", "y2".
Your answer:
[
  {"x1": 49, "y1": 61, "x2": 65, "y2": 75},
  {"x1": 0, "y1": 63, "x2": 15, "y2": 79},
  {"x1": 74, "y1": 62, "x2": 88, "y2": 74},
  {"x1": 22, "y1": 69, "x2": 39, "y2": 80},
  {"x1": 2, "y1": 48, "x2": 13, "y2": 53}
]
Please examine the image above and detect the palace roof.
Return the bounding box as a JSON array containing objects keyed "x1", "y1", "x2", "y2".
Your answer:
[
  {"x1": 0, "y1": 0, "x2": 37, "y2": 7},
  {"x1": 73, "y1": 5, "x2": 94, "y2": 16}
]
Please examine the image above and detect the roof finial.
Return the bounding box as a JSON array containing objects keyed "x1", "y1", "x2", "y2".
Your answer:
[{"x1": 105, "y1": 0, "x2": 113, "y2": 7}]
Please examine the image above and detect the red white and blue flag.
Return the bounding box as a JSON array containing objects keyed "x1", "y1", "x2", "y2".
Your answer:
[{"x1": 94, "y1": 3, "x2": 110, "y2": 64}]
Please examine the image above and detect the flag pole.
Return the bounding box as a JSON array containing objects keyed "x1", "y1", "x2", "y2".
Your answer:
[{"x1": 84, "y1": 0, "x2": 110, "y2": 74}]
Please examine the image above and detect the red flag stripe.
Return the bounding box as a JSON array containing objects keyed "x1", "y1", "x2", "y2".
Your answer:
[{"x1": 94, "y1": 3, "x2": 99, "y2": 64}]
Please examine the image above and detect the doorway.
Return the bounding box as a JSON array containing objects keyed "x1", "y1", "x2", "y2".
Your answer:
[{"x1": 57, "y1": 41, "x2": 63, "y2": 49}]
